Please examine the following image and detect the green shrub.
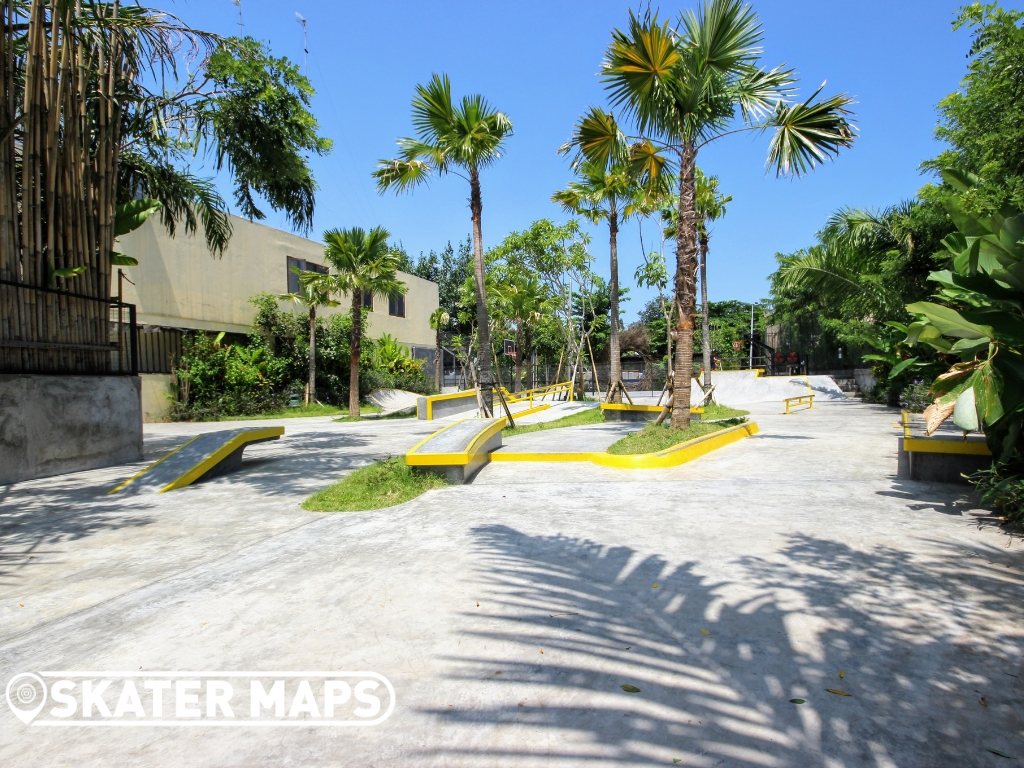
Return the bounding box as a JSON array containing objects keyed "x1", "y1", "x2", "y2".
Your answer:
[
  {"x1": 969, "y1": 463, "x2": 1024, "y2": 525},
  {"x1": 898, "y1": 380, "x2": 932, "y2": 413}
]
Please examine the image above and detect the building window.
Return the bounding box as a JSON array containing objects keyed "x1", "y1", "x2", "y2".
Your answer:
[
  {"x1": 287, "y1": 256, "x2": 328, "y2": 294},
  {"x1": 363, "y1": 292, "x2": 373, "y2": 311},
  {"x1": 388, "y1": 294, "x2": 406, "y2": 318}
]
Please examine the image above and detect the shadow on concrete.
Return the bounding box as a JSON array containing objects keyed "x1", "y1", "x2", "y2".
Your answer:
[{"x1": 421, "y1": 525, "x2": 1024, "y2": 765}]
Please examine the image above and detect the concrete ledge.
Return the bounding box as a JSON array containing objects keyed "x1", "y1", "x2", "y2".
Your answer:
[
  {"x1": 405, "y1": 418, "x2": 505, "y2": 483},
  {"x1": 897, "y1": 436, "x2": 991, "y2": 484},
  {"x1": 0, "y1": 374, "x2": 143, "y2": 485},
  {"x1": 417, "y1": 390, "x2": 479, "y2": 420}
]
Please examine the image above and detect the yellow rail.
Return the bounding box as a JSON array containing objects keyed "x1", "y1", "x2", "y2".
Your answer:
[
  {"x1": 499, "y1": 381, "x2": 574, "y2": 408},
  {"x1": 783, "y1": 394, "x2": 814, "y2": 414}
]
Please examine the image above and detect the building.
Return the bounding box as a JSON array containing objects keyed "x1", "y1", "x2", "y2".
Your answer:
[{"x1": 114, "y1": 215, "x2": 439, "y2": 420}]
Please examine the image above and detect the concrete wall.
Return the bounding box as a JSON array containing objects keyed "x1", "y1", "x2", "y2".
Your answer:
[
  {"x1": 0, "y1": 375, "x2": 143, "y2": 485},
  {"x1": 141, "y1": 373, "x2": 174, "y2": 422},
  {"x1": 114, "y1": 216, "x2": 438, "y2": 349}
]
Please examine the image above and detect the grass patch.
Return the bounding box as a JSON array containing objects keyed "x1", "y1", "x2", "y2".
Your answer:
[
  {"x1": 503, "y1": 405, "x2": 604, "y2": 437},
  {"x1": 606, "y1": 418, "x2": 746, "y2": 455},
  {"x1": 701, "y1": 403, "x2": 749, "y2": 420},
  {"x1": 302, "y1": 457, "x2": 447, "y2": 512},
  {"x1": 221, "y1": 403, "x2": 382, "y2": 421}
]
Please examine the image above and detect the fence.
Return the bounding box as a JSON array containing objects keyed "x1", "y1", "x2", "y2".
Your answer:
[{"x1": 0, "y1": 279, "x2": 137, "y2": 375}]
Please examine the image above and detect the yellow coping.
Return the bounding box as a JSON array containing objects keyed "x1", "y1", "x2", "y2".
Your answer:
[
  {"x1": 601, "y1": 403, "x2": 705, "y2": 414},
  {"x1": 405, "y1": 418, "x2": 505, "y2": 467},
  {"x1": 423, "y1": 390, "x2": 479, "y2": 420},
  {"x1": 508, "y1": 403, "x2": 551, "y2": 420},
  {"x1": 491, "y1": 422, "x2": 759, "y2": 469},
  {"x1": 108, "y1": 427, "x2": 284, "y2": 494},
  {"x1": 901, "y1": 410, "x2": 913, "y2": 439},
  {"x1": 903, "y1": 437, "x2": 990, "y2": 456}
]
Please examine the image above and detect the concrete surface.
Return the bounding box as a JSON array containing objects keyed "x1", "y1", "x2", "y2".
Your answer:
[
  {"x1": 1, "y1": 401, "x2": 1023, "y2": 766},
  {"x1": 368, "y1": 388, "x2": 420, "y2": 416},
  {"x1": 140, "y1": 373, "x2": 173, "y2": 422},
  {"x1": 0, "y1": 374, "x2": 143, "y2": 485},
  {"x1": 700, "y1": 371, "x2": 846, "y2": 406}
]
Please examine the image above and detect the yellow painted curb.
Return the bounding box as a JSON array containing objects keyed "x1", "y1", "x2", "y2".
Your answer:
[
  {"x1": 490, "y1": 422, "x2": 759, "y2": 469},
  {"x1": 508, "y1": 403, "x2": 551, "y2": 420},
  {"x1": 592, "y1": 422, "x2": 759, "y2": 469},
  {"x1": 491, "y1": 452, "x2": 595, "y2": 463},
  {"x1": 903, "y1": 437, "x2": 990, "y2": 456},
  {"x1": 601, "y1": 403, "x2": 705, "y2": 414}
]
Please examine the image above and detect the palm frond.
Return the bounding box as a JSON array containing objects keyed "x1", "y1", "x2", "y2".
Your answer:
[{"x1": 765, "y1": 88, "x2": 857, "y2": 177}]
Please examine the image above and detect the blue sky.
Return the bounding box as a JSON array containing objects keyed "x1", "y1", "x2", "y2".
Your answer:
[{"x1": 170, "y1": 0, "x2": 1022, "y2": 322}]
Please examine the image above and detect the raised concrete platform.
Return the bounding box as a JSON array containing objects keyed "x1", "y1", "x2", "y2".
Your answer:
[
  {"x1": 896, "y1": 411, "x2": 991, "y2": 484},
  {"x1": 109, "y1": 427, "x2": 283, "y2": 494},
  {"x1": 405, "y1": 418, "x2": 505, "y2": 483},
  {"x1": 601, "y1": 403, "x2": 704, "y2": 422}
]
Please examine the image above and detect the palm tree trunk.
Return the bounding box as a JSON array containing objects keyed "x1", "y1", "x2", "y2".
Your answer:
[
  {"x1": 608, "y1": 200, "x2": 622, "y2": 403},
  {"x1": 469, "y1": 167, "x2": 493, "y2": 416},
  {"x1": 349, "y1": 288, "x2": 362, "y2": 417},
  {"x1": 671, "y1": 140, "x2": 699, "y2": 429},
  {"x1": 307, "y1": 305, "x2": 316, "y2": 405},
  {"x1": 434, "y1": 326, "x2": 442, "y2": 392},
  {"x1": 699, "y1": 231, "x2": 712, "y2": 390}
]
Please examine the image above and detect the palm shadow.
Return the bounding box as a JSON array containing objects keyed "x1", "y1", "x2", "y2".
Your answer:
[{"x1": 419, "y1": 525, "x2": 1024, "y2": 766}]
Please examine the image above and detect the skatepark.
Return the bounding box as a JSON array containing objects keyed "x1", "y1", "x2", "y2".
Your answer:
[{"x1": 1, "y1": 375, "x2": 1021, "y2": 766}]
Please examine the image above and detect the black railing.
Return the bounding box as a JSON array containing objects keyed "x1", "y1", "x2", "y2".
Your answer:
[{"x1": 0, "y1": 279, "x2": 138, "y2": 375}]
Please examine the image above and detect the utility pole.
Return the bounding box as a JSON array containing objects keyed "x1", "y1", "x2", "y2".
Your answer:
[{"x1": 748, "y1": 303, "x2": 754, "y2": 370}]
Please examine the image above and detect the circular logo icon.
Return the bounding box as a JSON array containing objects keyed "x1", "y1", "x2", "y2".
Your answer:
[{"x1": 6, "y1": 673, "x2": 47, "y2": 725}]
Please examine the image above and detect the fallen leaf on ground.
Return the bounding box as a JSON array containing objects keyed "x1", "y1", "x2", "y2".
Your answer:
[
  {"x1": 673, "y1": 760, "x2": 681, "y2": 764},
  {"x1": 653, "y1": 583, "x2": 659, "y2": 588},
  {"x1": 825, "y1": 689, "x2": 851, "y2": 696},
  {"x1": 19, "y1": 603, "x2": 24, "y2": 607},
  {"x1": 839, "y1": 670, "x2": 845, "y2": 679},
  {"x1": 700, "y1": 629, "x2": 710, "y2": 635},
  {"x1": 539, "y1": 649, "x2": 544, "y2": 654},
  {"x1": 621, "y1": 684, "x2": 641, "y2": 693},
  {"x1": 987, "y1": 749, "x2": 1014, "y2": 759},
  {"x1": 980, "y1": 697, "x2": 987, "y2": 707},
  {"x1": 789, "y1": 698, "x2": 806, "y2": 704}
]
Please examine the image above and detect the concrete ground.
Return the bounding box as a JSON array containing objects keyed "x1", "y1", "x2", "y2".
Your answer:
[{"x1": 2, "y1": 400, "x2": 1023, "y2": 766}]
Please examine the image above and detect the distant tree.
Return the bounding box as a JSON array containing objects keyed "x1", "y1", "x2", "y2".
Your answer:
[
  {"x1": 278, "y1": 268, "x2": 341, "y2": 404},
  {"x1": 429, "y1": 307, "x2": 450, "y2": 391}
]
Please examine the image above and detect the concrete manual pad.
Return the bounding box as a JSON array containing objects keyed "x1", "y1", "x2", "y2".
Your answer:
[
  {"x1": 1, "y1": 401, "x2": 1023, "y2": 766},
  {"x1": 499, "y1": 422, "x2": 636, "y2": 453}
]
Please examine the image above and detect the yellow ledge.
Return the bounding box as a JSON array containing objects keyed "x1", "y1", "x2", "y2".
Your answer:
[
  {"x1": 405, "y1": 418, "x2": 505, "y2": 467},
  {"x1": 903, "y1": 437, "x2": 990, "y2": 456},
  {"x1": 491, "y1": 422, "x2": 759, "y2": 469},
  {"x1": 508, "y1": 403, "x2": 551, "y2": 420},
  {"x1": 600, "y1": 403, "x2": 705, "y2": 414}
]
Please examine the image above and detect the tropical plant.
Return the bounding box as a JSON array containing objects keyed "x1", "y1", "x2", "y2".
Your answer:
[
  {"x1": 568, "y1": 1, "x2": 855, "y2": 426},
  {"x1": 635, "y1": 250, "x2": 674, "y2": 370},
  {"x1": 429, "y1": 307, "x2": 450, "y2": 391},
  {"x1": 553, "y1": 112, "x2": 667, "y2": 401},
  {"x1": 904, "y1": 169, "x2": 1024, "y2": 466},
  {"x1": 278, "y1": 267, "x2": 341, "y2": 404},
  {"x1": 493, "y1": 274, "x2": 549, "y2": 392},
  {"x1": 323, "y1": 227, "x2": 406, "y2": 416},
  {"x1": 374, "y1": 74, "x2": 513, "y2": 415}
]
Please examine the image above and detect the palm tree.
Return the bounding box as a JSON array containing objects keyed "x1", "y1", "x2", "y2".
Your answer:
[
  {"x1": 694, "y1": 169, "x2": 731, "y2": 389},
  {"x1": 552, "y1": 133, "x2": 659, "y2": 402},
  {"x1": 569, "y1": 1, "x2": 855, "y2": 427},
  {"x1": 373, "y1": 74, "x2": 513, "y2": 416},
  {"x1": 323, "y1": 227, "x2": 406, "y2": 417},
  {"x1": 278, "y1": 267, "x2": 341, "y2": 404},
  {"x1": 429, "y1": 307, "x2": 450, "y2": 392}
]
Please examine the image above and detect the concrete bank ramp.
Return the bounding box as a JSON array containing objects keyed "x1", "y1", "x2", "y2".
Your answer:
[
  {"x1": 368, "y1": 389, "x2": 420, "y2": 415},
  {"x1": 707, "y1": 371, "x2": 846, "y2": 405},
  {"x1": 405, "y1": 418, "x2": 504, "y2": 484},
  {"x1": 110, "y1": 427, "x2": 283, "y2": 494}
]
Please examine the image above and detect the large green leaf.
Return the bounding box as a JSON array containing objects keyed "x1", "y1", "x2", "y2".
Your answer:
[
  {"x1": 906, "y1": 302, "x2": 993, "y2": 340},
  {"x1": 975, "y1": 360, "x2": 1005, "y2": 425},
  {"x1": 109, "y1": 252, "x2": 139, "y2": 267},
  {"x1": 114, "y1": 198, "x2": 163, "y2": 238},
  {"x1": 887, "y1": 356, "x2": 919, "y2": 379}
]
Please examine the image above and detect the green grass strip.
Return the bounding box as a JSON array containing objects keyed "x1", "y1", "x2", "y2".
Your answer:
[
  {"x1": 701, "y1": 403, "x2": 749, "y2": 420},
  {"x1": 606, "y1": 418, "x2": 747, "y2": 455},
  {"x1": 220, "y1": 403, "x2": 382, "y2": 421},
  {"x1": 503, "y1": 405, "x2": 604, "y2": 437},
  {"x1": 302, "y1": 457, "x2": 448, "y2": 512}
]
